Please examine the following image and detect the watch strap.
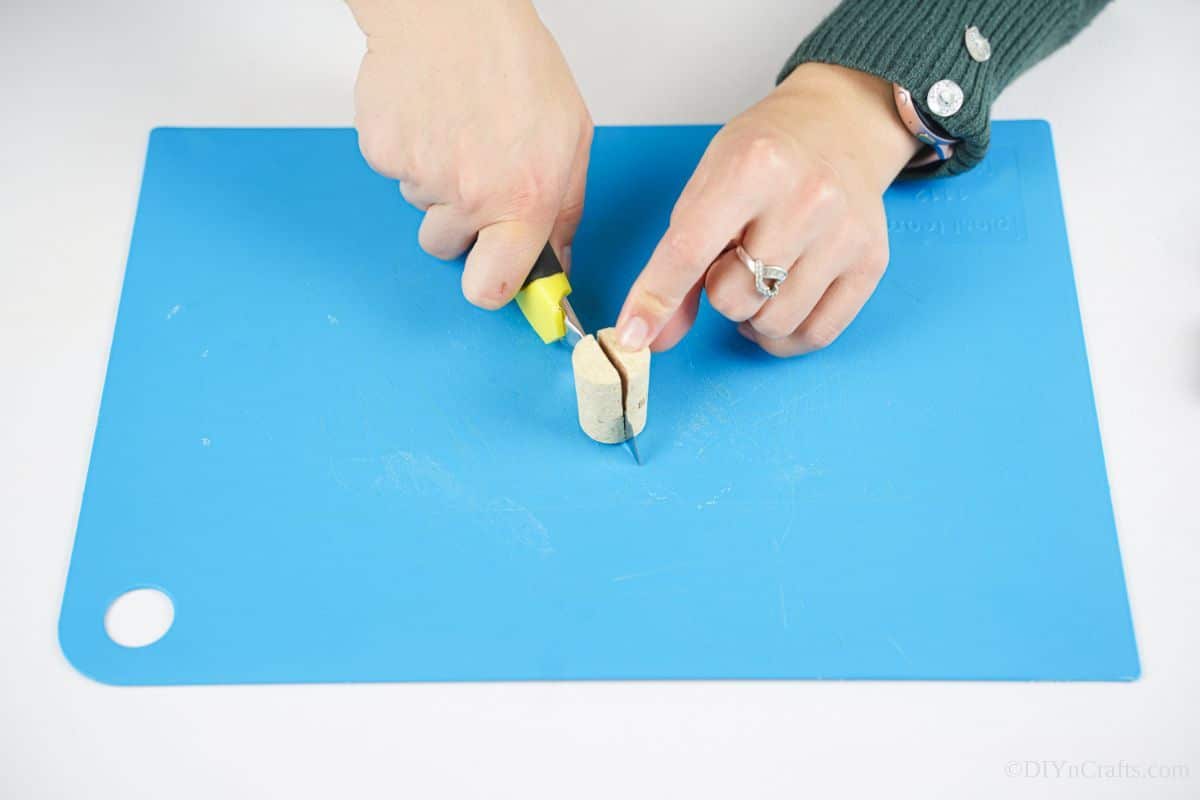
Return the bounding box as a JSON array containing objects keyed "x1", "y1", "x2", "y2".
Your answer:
[{"x1": 892, "y1": 83, "x2": 959, "y2": 168}]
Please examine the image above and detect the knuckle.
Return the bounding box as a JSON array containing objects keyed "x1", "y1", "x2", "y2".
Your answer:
[
  {"x1": 557, "y1": 197, "x2": 585, "y2": 229},
  {"x1": 661, "y1": 226, "x2": 700, "y2": 264},
  {"x1": 743, "y1": 133, "x2": 789, "y2": 170},
  {"x1": 419, "y1": 235, "x2": 463, "y2": 262},
  {"x1": 455, "y1": 170, "x2": 487, "y2": 215},
  {"x1": 800, "y1": 162, "x2": 844, "y2": 213},
  {"x1": 863, "y1": 236, "x2": 890, "y2": 274},
  {"x1": 417, "y1": 218, "x2": 449, "y2": 259},
  {"x1": 459, "y1": 169, "x2": 553, "y2": 221},
  {"x1": 755, "y1": 335, "x2": 801, "y2": 359},
  {"x1": 506, "y1": 170, "x2": 558, "y2": 219},
  {"x1": 356, "y1": 127, "x2": 405, "y2": 178},
  {"x1": 836, "y1": 221, "x2": 888, "y2": 277},
  {"x1": 727, "y1": 131, "x2": 799, "y2": 187},
  {"x1": 751, "y1": 314, "x2": 794, "y2": 341},
  {"x1": 796, "y1": 319, "x2": 843, "y2": 352},
  {"x1": 841, "y1": 221, "x2": 871, "y2": 253},
  {"x1": 418, "y1": 234, "x2": 449, "y2": 260},
  {"x1": 458, "y1": 169, "x2": 496, "y2": 217},
  {"x1": 707, "y1": 281, "x2": 749, "y2": 321},
  {"x1": 634, "y1": 284, "x2": 680, "y2": 320},
  {"x1": 399, "y1": 183, "x2": 431, "y2": 212},
  {"x1": 843, "y1": 233, "x2": 889, "y2": 287}
]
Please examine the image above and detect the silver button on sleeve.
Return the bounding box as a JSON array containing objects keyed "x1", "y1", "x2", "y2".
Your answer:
[
  {"x1": 927, "y1": 79, "x2": 964, "y2": 117},
  {"x1": 965, "y1": 26, "x2": 992, "y2": 62}
]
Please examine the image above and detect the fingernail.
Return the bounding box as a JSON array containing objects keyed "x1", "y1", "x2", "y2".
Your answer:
[{"x1": 618, "y1": 315, "x2": 649, "y2": 350}]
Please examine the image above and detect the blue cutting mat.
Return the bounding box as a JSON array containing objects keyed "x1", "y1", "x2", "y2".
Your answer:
[{"x1": 60, "y1": 122, "x2": 1139, "y2": 684}]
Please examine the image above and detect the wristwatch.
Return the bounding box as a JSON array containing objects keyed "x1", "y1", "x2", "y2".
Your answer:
[{"x1": 892, "y1": 83, "x2": 959, "y2": 168}]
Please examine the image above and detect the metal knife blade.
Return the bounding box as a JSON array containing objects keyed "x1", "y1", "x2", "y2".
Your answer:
[{"x1": 559, "y1": 295, "x2": 641, "y2": 465}]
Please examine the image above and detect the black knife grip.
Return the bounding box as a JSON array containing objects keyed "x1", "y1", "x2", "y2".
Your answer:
[{"x1": 522, "y1": 243, "x2": 564, "y2": 288}]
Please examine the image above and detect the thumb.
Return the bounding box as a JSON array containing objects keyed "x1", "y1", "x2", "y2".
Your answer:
[{"x1": 462, "y1": 217, "x2": 555, "y2": 310}]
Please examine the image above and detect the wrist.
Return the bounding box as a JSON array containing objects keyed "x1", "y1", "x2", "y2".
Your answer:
[
  {"x1": 775, "y1": 63, "x2": 920, "y2": 191},
  {"x1": 348, "y1": 0, "x2": 534, "y2": 35}
]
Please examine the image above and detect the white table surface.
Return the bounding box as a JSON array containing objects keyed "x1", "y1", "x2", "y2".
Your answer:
[{"x1": 2, "y1": 1, "x2": 1198, "y2": 797}]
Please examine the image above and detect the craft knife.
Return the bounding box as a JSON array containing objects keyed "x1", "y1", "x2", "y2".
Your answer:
[{"x1": 515, "y1": 242, "x2": 641, "y2": 464}]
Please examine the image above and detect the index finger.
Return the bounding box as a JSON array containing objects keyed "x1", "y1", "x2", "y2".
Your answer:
[{"x1": 614, "y1": 161, "x2": 751, "y2": 351}]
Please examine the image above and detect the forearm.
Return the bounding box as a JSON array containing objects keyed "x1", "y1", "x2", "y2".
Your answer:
[{"x1": 779, "y1": 0, "x2": 1111, "y2": 177}]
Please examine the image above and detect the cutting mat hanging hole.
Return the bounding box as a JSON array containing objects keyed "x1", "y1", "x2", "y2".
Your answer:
[{"x1": 105, "y1": 588, "x2": 174, "y2": 648}]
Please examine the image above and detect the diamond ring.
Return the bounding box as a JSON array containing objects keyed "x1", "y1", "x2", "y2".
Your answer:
[{"x1": 735, "y1": 245, "x2": 789, "y2": 299}]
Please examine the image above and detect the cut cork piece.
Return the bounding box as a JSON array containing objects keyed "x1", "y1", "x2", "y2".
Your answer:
[
  {"x1": 597, "y1": 327, "x2": 649, "y2": 438},
  {"x1": 571, "y1": 334, "x2": 626, "y2": 443},
  {"x1": 570, "y1": 327, "x2": 650, "y2": 444}
]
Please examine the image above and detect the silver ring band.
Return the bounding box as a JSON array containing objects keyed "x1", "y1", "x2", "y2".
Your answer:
[{"x1": 735, "y1": 245, "x2": 788, "y2": 298}]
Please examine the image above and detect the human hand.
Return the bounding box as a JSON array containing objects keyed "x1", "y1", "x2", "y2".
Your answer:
[
  {"x1": 615, "y1": 63, "x2": 920, "y2": 357},
  {"x1": 349, "y1": 0, "x2": 592, "y2": 308}
]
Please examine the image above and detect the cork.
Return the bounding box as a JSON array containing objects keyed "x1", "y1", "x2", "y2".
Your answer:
[
  {"x1": 597, "y1": 327, "x2": 649, "y2": 437},
  {"x1": 570, "y1": 327, "x2": 650, "y2": 444}
]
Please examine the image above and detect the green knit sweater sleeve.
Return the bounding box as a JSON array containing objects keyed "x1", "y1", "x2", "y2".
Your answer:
[{"x1": 778, "y1": 0, "x2": 1110, "y2": 177}]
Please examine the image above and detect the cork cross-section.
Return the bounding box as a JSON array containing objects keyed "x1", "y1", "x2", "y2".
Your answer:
[{"x1": 570, "y1": 327, "x2": 650, "y2": 444}]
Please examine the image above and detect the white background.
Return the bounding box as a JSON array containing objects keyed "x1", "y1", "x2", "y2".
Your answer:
[{"x1": 2, "y1": 1, "x2": 1198, "y2": 797}]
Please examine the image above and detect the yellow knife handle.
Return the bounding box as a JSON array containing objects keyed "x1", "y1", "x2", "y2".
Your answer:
[{"x1": 515, "y1": 243, "x2": 572, "y2": 344}]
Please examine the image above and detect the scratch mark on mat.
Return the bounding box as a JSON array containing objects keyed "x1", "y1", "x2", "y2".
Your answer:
[
  {"x1": 327, "y1": 314, "x2": 340, "y2": 326},
  {"x1": 165, "y1": 304, "x2": 181, "y2": 320},
  {"x1": 674, "y1": 389, "x2": 736, "y2": 453},
  {"x1": 489, "y1": 497, "x2": 555, "y2": 556},
  {"x1": 778, "y1": 583, "x2": 790, "y2": 629},
  {"x1": 458, "y1": 416, "x2": 497, "y2": 463},
  {"x1": 696, "y1": 484, "x2": 733, "y2": 510},
  {"x1": 772, "y1": 482, "x2": 799, "y2": 552},
  {"x1": 703, "y1": 377, "x2": 733, "y2": 402},
  {"x1": 380, "y1": 450, "x2": 460, "y2": 497},
  {"x1": 329, "y1": 449, "x2": 554, "y2": 557},
  {"x1": 199, "y1": 348, "x2": 209, "y2": 359},
  {"x1": 200, "y1": 437, "x2": 211, "y2": 447},
  {"x1": 886, "y1": 636, "x2": 912, "y2": 665},
  {"x1": 787, "y1": 464, "x2": 825, "y2": 482},
  {"x1": 612, "y1": 561, "x2": 697, "y2": 583}
]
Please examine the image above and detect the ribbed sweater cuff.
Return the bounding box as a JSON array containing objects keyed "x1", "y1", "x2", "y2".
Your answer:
[{"x1": 778, "y1": 1, "x2": 1091, "y2": 178}]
